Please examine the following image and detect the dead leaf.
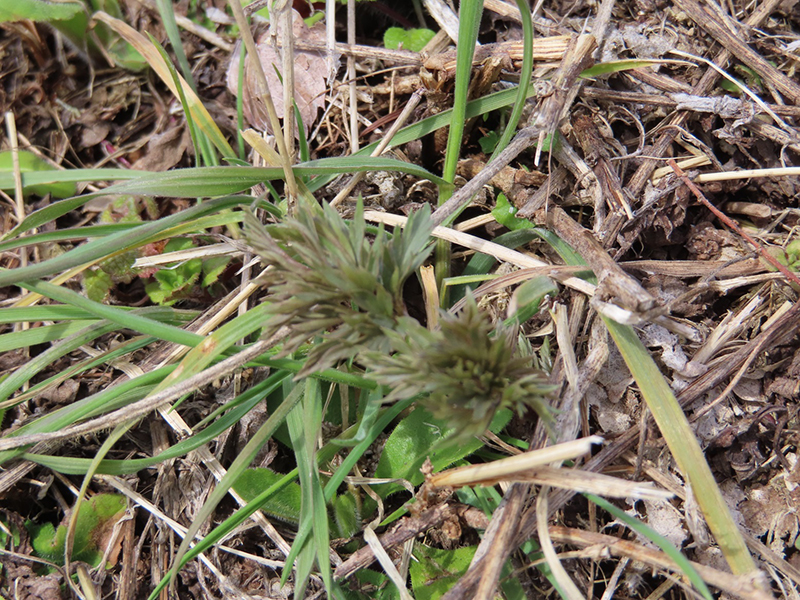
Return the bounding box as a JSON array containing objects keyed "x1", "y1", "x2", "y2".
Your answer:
[
  {"x1": 38, "y1": 379, "x2": 80, "y2": 405},
  {"x1": 741, "y1": 479, "x2": 800, "y2": 557},
  {"x1": 227, "y1": 11, "x2": 327, "y2": 137},
  {"x1": 132, "y1": 126, "x2": 192, "y2": 171},
  {"x1": 79, "y1": 114, "x2": 112, "y2": 148}
]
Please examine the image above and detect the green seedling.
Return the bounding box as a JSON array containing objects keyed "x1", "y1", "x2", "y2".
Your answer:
[
  {"x1": 383, "y1": 27, "x2": 436, "y2": 52},
  {"x1": 765, "y1": 240, "x2": 800, "y2": 270},
  {"x1": 345, "y1": 570, "x2": 402, "y2": 600},
  {"x1": 478, "y1": 130, "x2": 502, "y2": 154},
  {"x1": 82, "y1": 196, "x2": 157, "y2": 303},
  {"x1": 144, "y1": 238, "x2": 231, "y2": 306},
  {"x1": 718, "y1": 64, "x2": 764, "y2": 94},
  {"x1": 233, "y1": 467, "x2": 302, "y2": 525},
  {"x1": 25, "y1": 493, "x2": 126, "y2": 568},
  {"x1": 410, "y1": 545, "x2": 476, "y2": 600},
  {"x1": 764, "y1": 240, "x2": 800, "y2": 290},
  {"x1": 492, "y1": 192, "x2": 533, "y2": 231},
  {"x1": 0, "y1": 150, "x2": 77, "y2": 199},
  {"x1": 374, "y1": 406, "x2": 512, "y2": 500}
]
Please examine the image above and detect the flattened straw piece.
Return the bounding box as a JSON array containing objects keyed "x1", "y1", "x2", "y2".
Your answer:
[
  {"x1": 537, "y1": 489, "x2": 585, "y2": 600},
  {"x1": 429, "y1": 436, "x2": 603, "y2": 488},
  {"x1": 364, "y1": 527, "x2": 414, "y2": 600},
  {"x1": 422, "y1": 0, "x2": 463, "y2": 44}
]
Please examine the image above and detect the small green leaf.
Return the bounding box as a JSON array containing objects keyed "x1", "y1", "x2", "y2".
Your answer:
[
  {"x1": 492, "y1": 192, "x2": 533, "y2": 231},
  {"x1": 719, "y1": 79, "x2": 741, "y2": 93},
  {"x1": 0, "y1": 150, "x2": 77, "y2": 198},
  {"x1": 0, "y1": 0, "x2": 84, "y2": 22},
  {"x1": 505, "y1": 275, "x2": 559, "y2": 327},
  {"x1": 787, "y1": 240, "x2": 800, "y2": 260},
  {"x1": 99, "y1": 251, "x2": 136, "y2": 278},
  {"x1": 346, "y1": 570, "x2": 402, "y2": 600},
  {"x1": 410, "y1": 545, "x2": 476, "y2": 600},
  {"x1": 478, "y1": 130, "x2": 501, "y2": 154},
  {"x1": 580, "y1": 59, "x2": 667, "y2": 78},
  {"x1": 233, "y1": 468, "x2": 302, "y2": 524},
  {"x1": 26, "y1": 493, "x2": 126, "y2": 567},
  {"x1": 144, "y1": 238, "x2": 207, "y2": 305},
  {"x1": 201, "y1": 255, "x2": 231, "y2": 287},
  {"x1": 330, "y1": 492, "x2": 360, "y2": 538},
  {"x1": 383, "y1": 27, "x2": 436, "y2": 52},
  {"x1": 27, "y1": 522, "x2": 58, "y2": 559},
  {"x1": 100, "y1": 196, "x2": 142, "y2": 224},
  {"x1": 374, "y1": 406, "x2": 512, "y2": 497},
  {"x1": 83, "y1": 268, "x2": 114, "y2": 303}
]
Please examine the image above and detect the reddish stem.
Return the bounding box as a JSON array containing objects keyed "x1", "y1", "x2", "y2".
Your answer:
[{"x1": 667, "y1": 158, "x2": 800, "y2": 288}]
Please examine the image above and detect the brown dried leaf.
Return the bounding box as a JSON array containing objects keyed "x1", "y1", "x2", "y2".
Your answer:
[
  {"x1": 132, "y1": 126, "x2": 191, "y2": 172},
  {"x1": 227, "y1": 12, "x2": 326, "y2": 137}
]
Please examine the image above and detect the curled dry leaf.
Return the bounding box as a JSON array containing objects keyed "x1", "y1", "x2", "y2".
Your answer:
[{"x1": 226, "y1": 11, "x2": 327, "y2": 137}]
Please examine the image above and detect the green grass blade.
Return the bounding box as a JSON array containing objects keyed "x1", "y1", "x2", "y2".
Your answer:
[
  {"x1": 147, "y1": 302, "x2": 271, "y2": 396},
  {"x1": 0, "y1": 321, "x2": 99, "y2": 353},
  {"x1": 601, "y1": 317, "x2": 757, "y2": 576},
  {"x1": 167, "y1": 383, "x2": 306, "y2": 594},
  {"x1": 0, "y1": 196, "x2": 249, "y2": 283},
  {"x1": 7, "y1": 368, "x2": 170, "y2": 443},
  {"x1": 148, "y1": 32, "x2": 206, "y2": 166},
  {"x1": 437, "y1": 0, "x2": 484, "y2": 294},
  {"x1": 580, "y1": 59, "x2": 672, "y2": 78},
  {"x1": 585, "y1": 494, "x2": 713, "y2": 600},
  {"x1": 2, "y1": 158, "x2": 444, "y2": 237},
  {"x1": 0, "y1": 169, "x2": 140, "y2": 193},
  {"x1": 0, "y1": 223, "x2": 133, "y2": 253},
  {"x1": 25, "y1": 370, "x2": 290, "y2": 475},
  {"x1": 3, "y1": 335, "x2": 162, "y2": 415},
  {"x1": 0, "y1": 305, "x2": 197, "y2": 324},
  {"x1": 287, "y1": 379, "x2": 332, "y2": 596},
  {"x1": 281, "y1": 395, "x2": 417, "y2": 586},
  {"x1": 490, "y1": 0, "x2": 532, "y2": 159},
  {"x1": 0, "y1": 321, "x2": 119, "y2": 408},
  {"x1": 154, "y1": 0, "x2": 196, "y2": 93},
  {"x1": 0, "y1": 211, "x2": 244, "y2": 254},
  {"x1": 18, "y1": 280, "x2": 204, "y2": 349},
  {"x1": 442, "y1": 0, "x2": 483, "y2": 183}
]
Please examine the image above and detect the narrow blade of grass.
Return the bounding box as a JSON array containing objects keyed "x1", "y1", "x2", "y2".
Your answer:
[
  {"x1": 94, "y1": 11, "x2": 236, "y2": 159},
  {"x1": 437, "y1": 0, "x2": 484, "y2": 295},
  {"x1": 0, "y1": 196, "x2": 249, "y2": 283},
  {"x1": 286, "y1": 379, "x2": 333, "y2": 596},
  {"x1": 585, "y1": 493, "x2": 713, "y2": 600},
  {"x1": 25, "y1": 371, "x2": 290, "y2": 475},
  {"x1": 166, "y1": 382, "x2": 307, "y2": 595},
  {"x1": 489, "y1": 0, "x2": 533, "y2": 159},
  {"x1": 602, "y1": 317, "x2": 758, "y2": 576}
]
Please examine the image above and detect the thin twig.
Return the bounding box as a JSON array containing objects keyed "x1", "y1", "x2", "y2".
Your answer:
[
  {"x1": 227, "y1": 0, "x2": 298, "y2": 200},
  {"x1": 330, "y1": 89, "x2": 424, "y2": 207},
  {"x1": 624, "y1": 0, "x2": 787, "y2": 197},
  {"x1": 347, "y1": 0, "x2": 358, "y2": 155},
  {"x1": 666, "y1": 159, "x2": 800, "y2": 289}
]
